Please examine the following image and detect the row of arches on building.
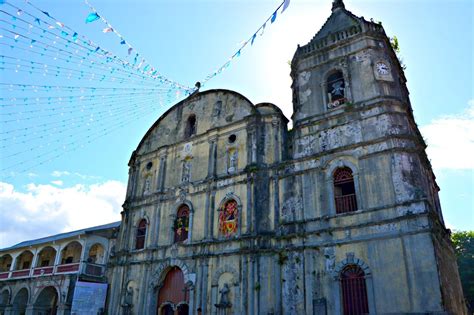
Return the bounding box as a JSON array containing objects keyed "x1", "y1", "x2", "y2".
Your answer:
[
  {"x1": 134, "y1": 197, "x2": 240, "y2": 250},
  {"x1": 0, "y1": 286, "x2": 59, "y2": 315},
  {"x1": 0, "y1": 241, "x2": 105, "y2": 274}
]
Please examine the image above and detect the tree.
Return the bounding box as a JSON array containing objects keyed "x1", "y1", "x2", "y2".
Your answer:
[{"x1": 451, "y1": 230, "x2": 474, "y2": 311}]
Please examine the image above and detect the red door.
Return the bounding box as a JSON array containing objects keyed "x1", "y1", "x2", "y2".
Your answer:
[{"x1": 158, "y1": 267, "x2": 189, "y2": 315}]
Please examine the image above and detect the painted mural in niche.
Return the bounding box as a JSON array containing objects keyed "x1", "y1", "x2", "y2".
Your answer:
[{"x1": 219, "y1": 199, "x2": 238, "y2": 237}]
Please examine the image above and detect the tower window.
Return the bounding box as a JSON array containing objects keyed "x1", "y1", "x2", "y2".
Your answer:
[
  {"x1": 327, "y1": 71, "x2": 346, "y2": 106},
  {"x1": 174, "y1": 204, "x2": 190, "y2": 243},
  {"x1": 340, "y1": 265, "x2": 369, "y2": 315},
  {"x1": 135, "y1": 219, "x2": 147, "y2": 250},
  {"x1": 185, "y1": 114, "x2": 197, "y2": 138},
  {"x1": 333, "y1": 167, "x2": 358, "y2": 214}
]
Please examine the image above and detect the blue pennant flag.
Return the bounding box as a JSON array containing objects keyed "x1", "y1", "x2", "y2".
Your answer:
[
  {"x1": 271, "y1": 10, "x2": 277, "y2": 23},
  {"x1": 42, "y1": 11, "x2": 51, "y2": 18},
  {"x1": 120, "y1": 39, "x2": 126, "y2": 45},
  {"x1": 72, "y1": 33, "x2": 78, "y2": 41},
  {"x1": 251, "y1": 33, "x2": 257, "y2": 45},
  {"x1": 85, "y1": 12, "x2": 100, "y2": 23},
  {"x1": 282, "y1": 0, "x2": 290, "y2": 13},
  {"x1": 34, "y1": 18, "x2": 40, "y2": 25}
]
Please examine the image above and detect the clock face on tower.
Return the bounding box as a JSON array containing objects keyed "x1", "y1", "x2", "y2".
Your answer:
[{"x1": 375, "y1": 62, "x2": 390, "y2": 75}]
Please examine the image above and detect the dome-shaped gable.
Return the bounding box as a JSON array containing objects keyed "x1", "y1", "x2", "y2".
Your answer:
[{"x1": 136, "y1": 89, "x2": 256, "y2": 156}]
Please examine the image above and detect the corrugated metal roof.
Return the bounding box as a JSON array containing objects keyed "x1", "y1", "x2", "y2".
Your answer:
[{"x1": 0, "y1": 221, "x2": 121, "y2": 252}]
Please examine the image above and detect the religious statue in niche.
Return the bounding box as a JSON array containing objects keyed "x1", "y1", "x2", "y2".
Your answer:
[
  {"x1": 227, "y1": 149, "x2": 238, "y2": 173},
  {"x1": 174, "y1": 204, "x2": 190, "y2": 243},
  {"x1": 143, "y1": 176, "x2": 151, "y2": 195},
  {"x1": 219, "y1": 199, "x2": 238, "y2": 237},
  {"x1": 215, "y1": 283, "x2": 232, "y2": 310},
  {"x1": 181, "y1": 159, "x2": 191, "y2": 183}
]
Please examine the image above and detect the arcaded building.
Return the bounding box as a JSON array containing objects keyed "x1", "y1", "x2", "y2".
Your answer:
[{"x1": 104, "y1": 1, "x2": 467, "y2": 314}]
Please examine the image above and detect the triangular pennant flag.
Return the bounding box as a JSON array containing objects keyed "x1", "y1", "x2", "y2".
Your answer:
[
  {"x1": 72, "y1": 33, "x2": 78, "y2": 41},
  {"x1": 85, "y1": 12, "x2": 100, "y2": 23},
  {"x1": 271, "y1": 10, "x2": 277, "y2": 23},
  {"x1": 120, "y1": 39, "x2": 126, "y2": 45},
  {"x1": 260, "y1": 23, "x2": 266, "y2": 36},
  {"x1": 128, "y1": 47, "x2": 133, "y2": 55},
  {"x1": 282, "y1": 0, "x2": 290, "y2": 13},
  {"x1": 42, "y1": 11, "x2": 51, "y2": 18},
  {"x1": 103, "y1": 27, "x2": 114, "y2": 33},
  {"x1": 56, "y1": 21, "x2": 64, "y2": 28},
  {"x1": 251, "y1": 33, "x2": 257, "y2": 45},
  {"x1": 34, "y1": 18, "x2": 40, "y2": 25}
]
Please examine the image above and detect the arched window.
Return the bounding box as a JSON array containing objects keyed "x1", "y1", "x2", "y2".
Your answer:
[
  {"x1": 184, "y1": 114, "x2": 196, "y2": 138},
  {"x1": 219, "y1": 199, "x2": 238, "y2": 237},
  {"x1": 135, "y1": 219, "x2": 147, "y2": 250},
  {"x1": 327, "y1": 71, "x2": 346, "y2": 105},
  {"x1": 334, "y1": 167, "x2": 358, "y2": 214},
  {"x1": 174, "y1": 205, "x2": 190, "y2": 243},
  {"x1": 340, "y1": 265, "x2": 369, "y2": 315}
]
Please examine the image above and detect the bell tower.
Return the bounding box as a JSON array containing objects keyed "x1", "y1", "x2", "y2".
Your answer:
[
  {"x1": 285, "y1": 1, "x2": 467, "y2": 314},
  {"x1": 291, "y1": 0, "x2": 409, "y2": 126}
]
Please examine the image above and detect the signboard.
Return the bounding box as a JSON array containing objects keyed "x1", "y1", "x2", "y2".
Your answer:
[{"x1": 71, "y1": 281, "x2": 108, "y2": 315}]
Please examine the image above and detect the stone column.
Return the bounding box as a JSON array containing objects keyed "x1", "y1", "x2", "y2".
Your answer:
[
  {"x1": 272, "y1": 119, "x2": 280, "y2": 163},
  {"x1": 204, "y1": 190, "x2": 211, "y2": 240},
  {"x1": 188, "y1": 209, "x2": 194, "y2": 243},
  {"x1": 154, "y1": 204, "x2": 162, "y2": 246},
  {"x1": 157, "y1": 153, "x2": 167, "y2": 192},
  {"x1": 207, "y1": 136, "x2": 218, "y2": 178},
  {"x1": 201, "y1": 263, "x2": 209, "y2": 315}
]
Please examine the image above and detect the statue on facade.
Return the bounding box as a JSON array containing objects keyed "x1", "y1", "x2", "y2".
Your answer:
[
  {"x1": 122, "y1": 287, "x2": 134, "y2": 315},
  {"x1": 215, "y1": 283, "x2": 232, "y2": 309}
]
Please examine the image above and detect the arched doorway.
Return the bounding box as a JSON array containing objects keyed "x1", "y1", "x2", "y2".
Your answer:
[
  {"x1": 157, "y1": 267, "x2": 189, "y2": 315},
  {"x1": 12, "y1": 288, "x2": 28, "y2": 315},
  {"x1": 34, "y1": 286, "x2": 58, "y2": 315}
]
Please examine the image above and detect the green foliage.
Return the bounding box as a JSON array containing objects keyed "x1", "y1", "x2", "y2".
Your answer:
[
  {"x1": 451, "y1": 230, "x2": 474, "y2": 309},
  {"x1": 389, "y1": 35, "x2": 406, "y2": 70},
  {"x1": 278, "y1": 252, "x2": 289, "y2": 265},
  {"x1": 390, "y1": 36, "x2": 400, "y2": 54},
  {"x1": 254, "y1": 282, "x2": 261, "y2": 291}
]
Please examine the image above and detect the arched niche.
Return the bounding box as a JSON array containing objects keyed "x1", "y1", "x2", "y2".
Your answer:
[
  {"x1": 60, "y1": 241, "x2": 83, "y2": 264},
  {"x1": 14, "y1": 251, "x2": 33, "y2": 270},
  {"x1": 12, "y1": 287, "x2": 29, "y2": 314},
  {"x1": 35, "y1": 246, "x2": 57, "y2": 267},
  {"x1": 0, "y1": 254, "x2": 12, "y2": 272},
  {"x1": 33, "y1": 286, "x2": 58, "y2": 314},
  {"x1": 87, "y1": 243, "x2": 106, "y2": 264}
]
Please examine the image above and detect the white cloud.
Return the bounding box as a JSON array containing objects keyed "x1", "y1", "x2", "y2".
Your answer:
[
  {"x1": 420, "y1": 102, "x2": 474, "y2": 170},
  {"x1": 51, "y1": 170, "x2": 71, "y2": 177},
  {"x1": 51, "y1": 180, "x2": 63, "y2": 186},
  {"x1": 0, "y1": 180, "x2": 126, "y2": 248}
]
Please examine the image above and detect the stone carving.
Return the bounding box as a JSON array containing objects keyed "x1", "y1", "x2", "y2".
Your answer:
[
  {"x1": 181, "y1": 160, "x2": 191, "y2": 183},
  {"x1": 298, "y1": 71, "x2": 311, "y2": 86},
  {"x1": 299, "y1": 88, "x2": 312, "y2": 104},
  {"x1": 324, "y1": 247, "x2": 336, "y2": 272},
  {"x1": 227, "y1": 149, "x2": 238, "y2": 173},
  {"x1": 215, "y1": 283, "x2": 232, "y2": 309},
  {"x1": 213, "y1": 101, "x2": 222, "y2": 117}
]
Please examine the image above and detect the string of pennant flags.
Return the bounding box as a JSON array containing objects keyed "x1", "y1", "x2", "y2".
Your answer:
[
  {"x1": 0, "y1": 0, "x2": 291, "y2": 177},
  {"x1": 200, "y1": 0, "x2": 290, "y2": 87}
]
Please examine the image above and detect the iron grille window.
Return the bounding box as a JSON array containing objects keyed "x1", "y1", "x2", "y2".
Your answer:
[
  {"x1": 334, "y1": 167, "x2": 358, "y2": 213},
  {"x1": 340, "y1": 265, "x2": 369, "y2": 315},
  {"x1": 327, "y1": 71, "x2": 346, "y2": 103},
  {"x1": 135, "y1": 219, "x2": 147, "y2": 250},
  {"x1": 174, "y1": 205, "x2": 190, "y2": 243}
]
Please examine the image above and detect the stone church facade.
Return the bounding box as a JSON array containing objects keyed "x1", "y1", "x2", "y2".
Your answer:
[{"x1": 105, "y1": 1, "x2": 467, "y2": 314}]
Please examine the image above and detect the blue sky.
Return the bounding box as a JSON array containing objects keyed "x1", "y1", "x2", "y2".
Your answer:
[{"x1": 0, "y1": 0, "x2": 472, "y2": 247}]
